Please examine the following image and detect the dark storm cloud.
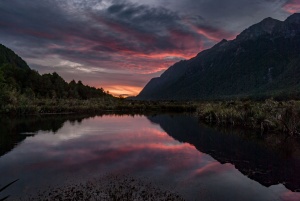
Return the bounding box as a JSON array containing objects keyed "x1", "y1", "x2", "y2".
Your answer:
[
  {"x1": 0, "y1": 0, "x2": 221, "y2": 66},
  {"x1": 86, "y1": 2, "x2": 207, "y2": 56},
  {"x1": 141, "y1": 0, "x2": 292, "y2": 31}
]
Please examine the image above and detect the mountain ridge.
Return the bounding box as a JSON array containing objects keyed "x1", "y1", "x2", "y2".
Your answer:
[
  {"x1": 0, "y1": 44, "x2": 30, "y2": 69},
  {"x1": 137, "y1": 13, "x2": 300, "y2": 100}
]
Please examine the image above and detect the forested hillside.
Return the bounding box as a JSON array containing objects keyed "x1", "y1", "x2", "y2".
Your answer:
[{"x1": 0, "y1": 44, "x2": 113, "y2": 114}]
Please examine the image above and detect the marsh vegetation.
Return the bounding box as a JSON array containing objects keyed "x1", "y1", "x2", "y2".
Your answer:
[{"x1": 196, "y1": 99, "x2": 300, "y2": 136}]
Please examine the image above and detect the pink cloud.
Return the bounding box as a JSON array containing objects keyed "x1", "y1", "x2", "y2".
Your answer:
[
  {"x1": 192, "y1": 162, "x2": 234, "y2": 177},
  {"x1": 281, "y1": 191, "x2": 300, "y2": 201},
  {"x1": 188, "y1": 23, "x2": 237, "y2": 41},
  {"x1": 283, "y1": 0, "x2": 300, "y2": 13}
]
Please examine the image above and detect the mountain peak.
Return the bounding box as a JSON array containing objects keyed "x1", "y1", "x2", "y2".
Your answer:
[
  {"x1": 261, "y1": 17, "x2": 279, "y2": 24},
  {"x1": 211, "y1": 39, "x2": 228, "y2": 49},
  {"x1": 255, "y1": 17, "x2": 281, "y2": 33},
  {"x1": 137, "y1": 13, "x2": 300, "y2": 100},
  {"x1": 285, "y1": 13, "x2": 300, "y2": 24},
  {"x1": 236, "y1": 17, "x2": 281, "y2": 41},
  {"x1": 261, "y1": 17, "x2": 276, "y2": 22}
]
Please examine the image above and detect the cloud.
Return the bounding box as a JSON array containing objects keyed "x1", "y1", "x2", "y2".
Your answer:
[
  {"x1": 281, "y1": 191, "x2": 300, "y2": 201},
  {"x1": 192, "y1": 162, "x2": 233, "y2": 177},
  {"x1": 0, "y1": 1, "x2": 204, "y2": 65},
  {"x1": 283, "y1": 0, "x2": 300, "y2": 13},
  {"x1": 0, "y1": 0, "x2": 294, "y2": 95}
]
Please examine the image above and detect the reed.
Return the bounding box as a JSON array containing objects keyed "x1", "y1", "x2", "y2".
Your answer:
[
  {"x1": 0, "y1": 179, "x2": 18, "y2": 201},
  {"x1": 196, "y1": 99, "x2": 300, "y2": 136}
]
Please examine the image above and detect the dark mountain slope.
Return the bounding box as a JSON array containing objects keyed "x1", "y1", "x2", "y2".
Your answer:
[
  {"x1": 0, "y1": 44, "x2": 29, "y2": 69},
  {"x1": 137, "y1": 13, "x2": 300, "y2": 100}
]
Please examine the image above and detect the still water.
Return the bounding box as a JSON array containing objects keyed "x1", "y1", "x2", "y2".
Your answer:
[{"x1": 0, "y1": 114, "x2": 300, "y2": 200}]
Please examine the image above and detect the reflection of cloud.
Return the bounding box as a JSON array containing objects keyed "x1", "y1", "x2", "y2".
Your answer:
[
  {"x1": 281, "y1": 191, "x2": 300, "y2": 201},
  {"x1": 192, "y1": 162, "x2": 233, "y2": 177},
  {"x1": 1, "y1": 115, "x2": 298, "y2": 200},
  {"x1": 2, "y1": 115, "x2": 209, "y2": 189}
]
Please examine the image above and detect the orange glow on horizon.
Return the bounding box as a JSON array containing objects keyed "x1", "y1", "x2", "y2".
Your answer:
[
  {"x1": 100, "y1": 85, "x2": 143, "y2": 97},
  {"x1": 93, "y1": 51, "x2": 202, "y2": 97}
]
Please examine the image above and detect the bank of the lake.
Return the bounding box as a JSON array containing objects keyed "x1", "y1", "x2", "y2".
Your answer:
[
  {"x1": 196, "y1": 99, "x2": 300, "y2": 137},
  {"x1": 2, "y1": 98, "x2": 300, "y2": 137},
  {"x1": 0, "y1": 98, "x2": 197, "y2": 115}
]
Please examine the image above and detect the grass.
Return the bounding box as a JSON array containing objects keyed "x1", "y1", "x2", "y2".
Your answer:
[
  {"x1": 1, "y1": 95, "x2": 300, "y2": 137},
  {"x1": 0, "y1": 97, "x2": 197, "y2": 115},
  {"x1": 0, "y1": 179, "x2": 18, "y2": 201},
  {"x1": 196, "y1": 99, "x2": 300, "y2": 136}
]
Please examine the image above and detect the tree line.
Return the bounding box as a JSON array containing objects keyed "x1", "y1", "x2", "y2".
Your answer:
[{"x1": 0, "y1": 63, "x2": 112, "y2": 105}]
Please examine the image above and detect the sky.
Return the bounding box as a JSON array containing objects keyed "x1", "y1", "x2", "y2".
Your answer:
[{"x1": 0, "y1": 0, "x2": 299, "y2": 97}]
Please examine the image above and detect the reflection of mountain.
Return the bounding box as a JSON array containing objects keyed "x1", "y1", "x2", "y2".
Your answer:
[
  {"x1": 0, "y1": 115, "x2": 94, "y2": 158},
  {"x1": 147, "y1": 114, "x2": 300, "y2": 192}
]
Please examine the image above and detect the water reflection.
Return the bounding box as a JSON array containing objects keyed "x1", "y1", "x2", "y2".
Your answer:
[
  {"x1": 0, "y1": 115, "x2": 95, "y2": 157},
  {"x1": 0, "y1": 114, "x2": 299, "y2": 201},
  {"x1": 147, "y1": 114, "x2": 300, "y2": 192}
]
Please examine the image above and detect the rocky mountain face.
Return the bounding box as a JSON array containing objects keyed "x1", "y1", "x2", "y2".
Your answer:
[{"x1": 137, "y1": 13, "x2": 300, "y2": 100}]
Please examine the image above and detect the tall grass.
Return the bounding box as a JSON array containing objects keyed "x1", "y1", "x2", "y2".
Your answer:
[
  {"x1": 0, "y1": 97, "x2": 197, "y2": 115},
  {"x1": 2, "y1": 95, "x2": 300, "y2": 136},
  {"x1": 196, "y1": 99, "x2": 300, "y2": 136},
  {"x1": 0, "y1": 179, "x2": 18, "y2": 201}
]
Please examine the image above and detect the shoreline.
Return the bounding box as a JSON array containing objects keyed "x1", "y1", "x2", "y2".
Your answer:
[{"x1": 1, "y1": 99, "x2": 300, "y2": 137}]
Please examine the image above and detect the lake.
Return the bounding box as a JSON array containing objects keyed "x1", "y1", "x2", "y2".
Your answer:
[{"x1": 1, "y1": 114, "x2": 300, "y2": 200}]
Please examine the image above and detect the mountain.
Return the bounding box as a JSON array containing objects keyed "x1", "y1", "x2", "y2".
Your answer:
[
  {"x1": 0, "y1": 44, "x2": 30, "y2": 69},
  {"x1": 137, "y1": 13, "x2": 300, "y2": 100}
]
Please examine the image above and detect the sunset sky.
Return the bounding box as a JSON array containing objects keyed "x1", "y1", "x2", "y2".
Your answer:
[{"x1": 0, "y1": 0, "x2": 299, "y2": 96}]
